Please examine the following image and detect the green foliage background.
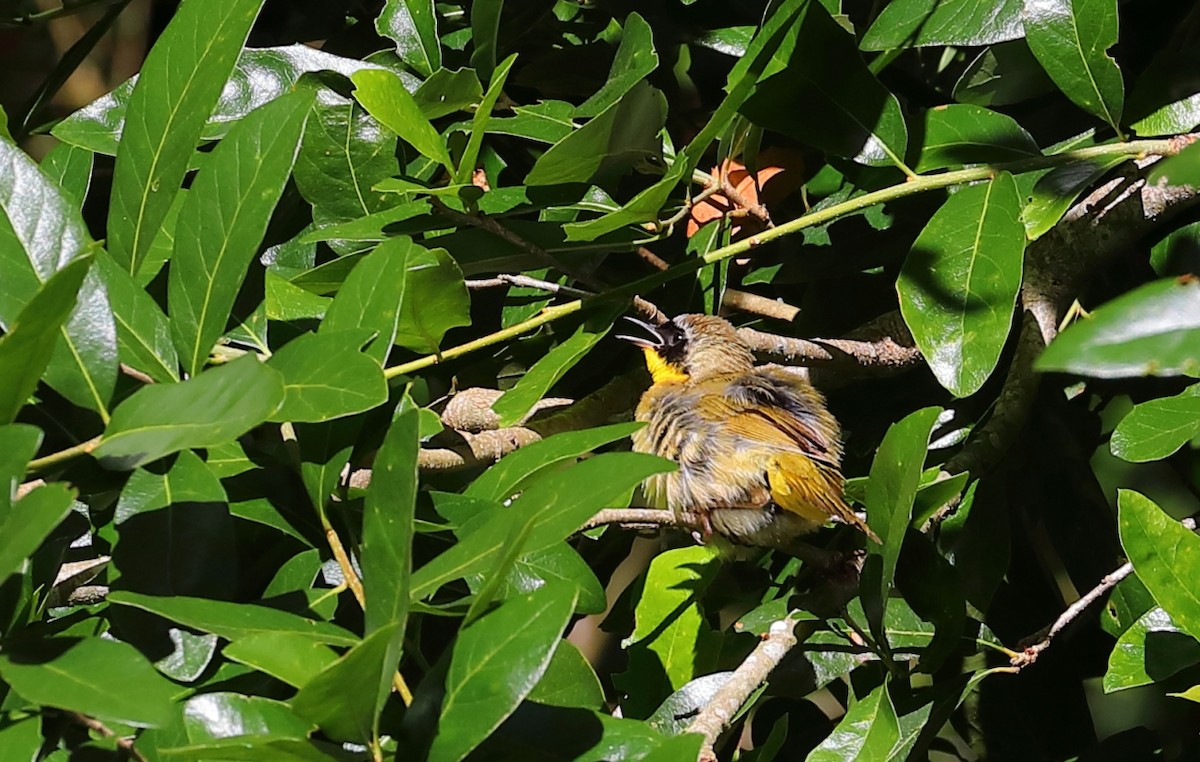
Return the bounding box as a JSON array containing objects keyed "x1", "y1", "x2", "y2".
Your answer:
[{"x1": 1, "y1": 0, "x2": 1200, "y2": 759}]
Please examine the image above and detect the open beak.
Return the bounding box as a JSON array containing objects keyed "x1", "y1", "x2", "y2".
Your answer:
[{"x1": 614, "y1": 316, "x2": 667, "y2": 349}]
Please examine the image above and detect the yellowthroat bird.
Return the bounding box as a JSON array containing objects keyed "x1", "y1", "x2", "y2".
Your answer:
[{"x1": 618, "y1": 313, "x2": 879, "y2": 549}]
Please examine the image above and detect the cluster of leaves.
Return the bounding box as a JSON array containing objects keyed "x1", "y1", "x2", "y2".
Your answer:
[{"x1": 1, "y1": 0, "x2": 1200, "y2": 759}]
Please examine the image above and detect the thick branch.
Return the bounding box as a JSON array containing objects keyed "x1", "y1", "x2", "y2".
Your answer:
[{"x1": 738, "y1": 310, "x2": 920, "y2": 372}]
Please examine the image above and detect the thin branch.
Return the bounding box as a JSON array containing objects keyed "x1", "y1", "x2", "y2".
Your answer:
[
  {"x1": 636, "y1": 246, "x2": 670, "y2": 271},
  {"x1": 440, "y1": 387, "x2": 573, "y2": 432},
  {"x1": 579, "y1": 508, "x2": 677, "y2": 532},
  {"x1": 25, "y1": 436, "x2": 101, "y2": 475},
  {"x1": 722, "y1": 289, "x2": 799, "y2": 322},
  {"x1": 1, "y1": 0, "x2": 124, "y2": 26},
  {"x1": 720, "y1": 172, "x2": 773, "y2": 228},
  {"x1": 1010, "y1": 519, "x2": 1197, "y2": 671},
  {"x1": 738, "y1": 311, "x2": 920, "y2": 370},
  {"x1": 686, "y1": 617, "x2": 799, "y2": 762},
  {"x1": 119, "y1": 363, "x2": 156, "y2": 384},
  {"x1": 465, "y1": 274, "x2": 593, "y2": 299},
  {"x1": 65, "y1": 711, "x2": 146, "y2": 762}
]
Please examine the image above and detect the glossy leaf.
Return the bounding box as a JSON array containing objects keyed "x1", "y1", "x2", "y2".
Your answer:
[
  {"x1": 40, "y1": 142, "x2": 93, "y2": 208},
  {"x1": 394, "y1": 246, "x2": 470, "y2": 353},
  {"x1": 377, "y1": 0, "x2": 440, "y2": 77},
  {"x1": 223, "y1": 632, "x2": 339, "y2": 688},
  {"x1": 1147, "y1": 141, "x2": 1200, "y2": 189},
  {"x1": 491, "y1": 310, "x2": 617, "y2": 426},
  {"x1": 351, "y1": 69, "x2": 452, "y2": 171},
  {"x1": 1110, "y1": 384, "x2": 1200, "y2": 462},
  {"x1": 1036, "y1": 276, "x2": 1200, "y2": 378},
  {"x1": 502, "y1": 543, "x2": 607, "y2": 615},
  {"x1": 465, "y1": 421, "x2": 645, "y2": 502},
  {"x1": 410, "y1": 452, "x2": 674, "y2": 599},
  {"x1": 320, "y1": 236, "x2": 416, "y2": 364},
  {"x1": 169, "y1": 91, "x2": 311, "y2": 376},
  {"x1": 54, "y1": 45, "x2": 383, "y2": 155},
  {"x1": 0, "y1": 424, "x2": 42, "y2": 516},
  {"x1": 625, "y1": 546, "x2": 722, "y2": 692},
  {"x1": 94, "y1": 355, "x2": 285, "y2": 470},
  {"x1": 742, "y1": 2, "x2": 908, "y2": 169},
  {"x1": 1118, "y1": 490, "x2": 1200, "y2": 642},
  {"x1": 107, "y1": 590, "x2": 358, "y2": 646},
  {"x1": 0, "y1": 637, "x2": 177, "y2": 728},
  {"x1": 428, "y1": 584, "x2": 577, "y2": 762},
  {"x1": 954, "y1": 41, "x2": 1058, "y2": 107},
  {"x1": 0, "y1": 256, "x2": 91, "y2": 425},
  {"x1": 806, "y1": 682, "x2": 899, "y2": 762},
  {"x1": 862, "y1": 0, "x2": 1024, "y2": 50},
  {"x1": 415, "y1": 68, "x2": 483, "y2": 120},
  {"x1": 1019, "y1": 156, "x2": 1125, "y2": 240},
  {"x1": 1103, "y1": 606, "x2": 1200, "y2": 693},
  {"x1": 0, "y1": 482, "x2": 75, "y2": 580},
  {"x1": 898, "y1": 172, "x2": 1026, "y2": 397},
  {"x1": 915, "y1": 105, "x2": 1040, "y2": 173},
  {"x1": 0, "y1": 137, "x2": 115, "y2": 415},
  {"x1": 865, "y1": 407, "x2": 941, "y2": 629},
  {"x1": 1023, "y1": 0, "x2": 1125, "y2": 134},
  {"x1": 457, "y1": 54, "x2": 515, "y2": 184},
  {"x1": 266, "y1": 331, "x2": 388, "y2": 422},
  {"x1": 97, "y1": 250, "x2": 180, "y2": 383},
  {"x1": 181, "y1": 692, "x2": 312, "y2": 741},
  {"x1": 291, "y1": 623, "x2": 400, "y2": 743},
  {"x1": 293, "y1": 97, "x2": 398, "y2": 228},
  {"x1": 106, "y1": 0, "x2": 265, "y2": 273}
]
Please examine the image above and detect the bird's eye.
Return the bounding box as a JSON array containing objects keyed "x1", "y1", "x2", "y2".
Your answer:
[{"x1": 660, "y1": 322, "x2": 688, "y2": 364}]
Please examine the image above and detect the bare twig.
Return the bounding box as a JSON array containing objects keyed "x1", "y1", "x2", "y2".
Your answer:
[
  {"x1": 686, "y1": 617, "x2": 799, "y2": 762},
  {"x1": 465, "y1": 274, "x2": 592, "y2": 299},
  {"x1": 440, "y1": 387, "x2": 574, "y2": 433},
  {"x1": 579, "y1": 508, "x2": 676, "y2": 532},
  {"x1": 722, "y1": 289, "x2": 799, "y2": 322},
  {"x1": 65, "y1": 711, "x2": 146, "y2": 762},
  {"x1": 720, "y1": 172, "x2": 773, "y2": 228},
  {"x1": 738, "y1": 311, "x2": 920, "y2": 370},
  {"x1": 119, "y1": 363, "x2": 156, "y2": 384},
  {"x1": 636, "y1": 246, "x2": 670, "y2": 271},
  {"x1": 1010, "y1": 517, "x2": 1197, "y2": 671}
]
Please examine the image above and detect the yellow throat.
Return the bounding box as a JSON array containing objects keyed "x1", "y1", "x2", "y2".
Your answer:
[{"x1": 642, "y1": 347, "x2": 689, "y2": 384}]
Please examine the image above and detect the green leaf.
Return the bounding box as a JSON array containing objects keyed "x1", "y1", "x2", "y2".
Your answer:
[
  {"x1": 96, "y1": 250, "x2": 180, "y2": 383},
  {"x1": 1036, "y1": 276, "x2": 1200, "y2": 378},
  {"x1": 0, "y1": 637, "x2": 177, "y2": 728},
  {"x1": 428, "y1": 584, "x2": 578, "y2": 762},
  {"x1": 806, "y1": 682, "x2": 900, "y2": 761},
  {"x1": 0, "y1": 423, "x2": 42, "y2": 516},
  {"x1": 1103, "y1": 607, "x2": 1200, "y2": 693},
  {"x1": 1024, "y1": 0, "x2": 1125, "y2": 134},
  {"x1": 576, "y1": 13, "x2": 659, "y2": 117},
  {"x1": 0, "y1": 482, "x2": 75, "y2": 580},
  {"x1": 293, "y1": 97, "x2": 399, "y2": 228},
  {"x1": 94, "y1": 355, "x2": 285, "y2": 470},
  {"x1": 954, "y1": 41, "x2": 1058, "y2": 107},
  {"x1": 1118, "y1": 490, "x2": 1200, "y2": 642},
  {"x1": 862, "y1": 0, "x2": 1024, "y2": 50},
  {"x1": 1111, "y1": 384, "x2": 1200, "y2": 462},
  {"x1": 411, "y1": 452, "x2": 674, "y2": 599},
  {"x1": 291, "y1": 622, "x2": 400, "y2": 743},
  {"x1": 502, "y1": 543, "x2": 607, "y2": 615},
  {"x1": 415, "y1": 68, "x2": 483, "y2": 120},
  {"x1": 469, "y1": 0, "x2": 502, "y2": 79},
  {"x1": 1147, "y1": 140, "x2": 1200, "y2": 189},
  {"x1": 320, "y1": 236, "x2": 413, "y2": 365},
  {"x1": 106, "y1": 0, "x2": 265, "y2": 273},
  {"x1": 40, "y1": 142, "x2": 93, "y2": 208},
  {"x1": 0, "y1": 256, "x2": 92, "y2": 424},
  {"x1": 169, "y1": 90, "x2": 312, "y2": 376},
  {"x1": 1019, "y1": 156, "x2": 1125, "y2": 240},
  {"x1": 865, "y1": 407, "x2": 941, "y2": 629},
  {"x1": 741, "y1": 2, "x2": 908, "y2": 169},
  {"x1": 914, "y1": 105, "x2": 1040, "y2": 173},
  {"x1": 898, "y1": 173, "x2": 1026, "y2": 397},
  {"x1": 223, "y1": 632, "x2": 339, "y2": 688},
  {"x1": 54, "y1": 45, "x2": 383, "y2": 155},
  {"x1": 351, "y1": 69, "x2": 452, "y2": 171},
  {"x1": 107, "y1": 590, "x2": 359, "y2": 646},
  {"x1": 491, "y1": 310, "x2": 617, "y2": 427},
  {"x1": 377, "y1": 0, "x2": 440, "y2": 77},
  {"x1": 157, "y1": 738, "x2": 336, "y2": 761},
  {"x1": 362, "y1": 404, "x2": 419, "y2": 667},
  {"x1": 394, "y1": 246, "x2": 471, "y2": 353},
  {"x1": 266, "y1": 331, "x2": 388, "y2": 422},
  {"x1": 1128, "y1": 54, "x2": 1200, "y2": 137},
  {"x1": 0, "y1": 137, "x2": 116, "y2": 416},
  {"x1": 525, "y1": 81, "x2": 666, "y2": 186},
  {"x1": 626, "y1": 546, "x2": 722, "y2": 692},
  {"x1": 457, "y1": 54, "x2": 515, "y2": 184},
  {"x1": 527, "y1": 640, "x2": 605, "y2": 709},
  {"x1": 181, "y1": 692, "x2": 312, "y2": 741},
  {"x1": 465, "y1": 421, "x2": 645, "y2": 502}
]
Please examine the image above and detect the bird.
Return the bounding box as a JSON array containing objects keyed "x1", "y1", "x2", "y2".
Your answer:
[{"x1": 617, "y1": 313, "x2": 880, "y2": 550}]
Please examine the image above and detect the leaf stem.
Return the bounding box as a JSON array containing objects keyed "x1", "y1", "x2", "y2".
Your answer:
[
  {"x1": 25, "y1": 436, "x2": 102, "y2": 475},
  {"x1": 385, "y1": 138, "x2": 1177, "y2": 380}
]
